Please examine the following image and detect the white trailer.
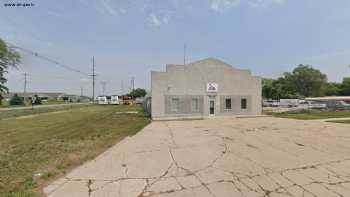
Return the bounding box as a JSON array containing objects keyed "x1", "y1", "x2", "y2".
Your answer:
[
  {"x1": 279, "y1": 99, "x2": 299, "y2": 107},
  {"x1": 110, "y1": 95, "x2": 120, "y2": 105},
  {"x1": 97, "y1": 96, "x2": 109, "y2": 105}
]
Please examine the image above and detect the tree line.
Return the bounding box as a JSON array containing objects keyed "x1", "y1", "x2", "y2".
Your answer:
[
  {"x1": 0, "y1": 38, "x2": 21, "y2": 105},
  {"x1": 263, "y1": 64, "x2": 350, "y2": 99}
]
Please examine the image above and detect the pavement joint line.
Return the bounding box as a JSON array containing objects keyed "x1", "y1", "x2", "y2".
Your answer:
[{"x1": 45, "y1": 118, "x2": 350, "y2": 197}]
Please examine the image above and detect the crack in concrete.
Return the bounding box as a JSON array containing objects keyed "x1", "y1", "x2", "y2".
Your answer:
[
  {"x1": 46, "y1": 119, "x2": 350, "y2": 197},
  {"x1": 87, "y1": 179, "x2": 93, "y2": 197}
]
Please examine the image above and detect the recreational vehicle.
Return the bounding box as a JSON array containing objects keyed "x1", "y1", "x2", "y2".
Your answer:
[
  {"x1": 110, "y1": 95, "x2": 120, "y2": 105},
  {"x1": 97, "y1": 96, "x2": 109, "y2": 105}
]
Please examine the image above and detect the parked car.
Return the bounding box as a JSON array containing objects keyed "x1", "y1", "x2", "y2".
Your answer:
[{"x1": 334, "y1": 101, "x2": 350, "y2": 110}]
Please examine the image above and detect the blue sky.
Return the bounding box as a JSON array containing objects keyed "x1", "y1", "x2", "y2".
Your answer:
[{"x1": 1, "y1": 0, "x2": 350, "y2": 96}]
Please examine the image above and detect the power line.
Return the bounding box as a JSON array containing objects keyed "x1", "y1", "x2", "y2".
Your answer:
[
  {"x1": 21, "y1": 73, "x2": 90, "y2": 81},
  {"x1": 7, "y1": 43, "x2": 90, "y2": 76}
]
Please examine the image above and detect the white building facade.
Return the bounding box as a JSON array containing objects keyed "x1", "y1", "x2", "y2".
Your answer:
[{"x1": 151, "y1": 58, "x2": 262, "y2": 120}]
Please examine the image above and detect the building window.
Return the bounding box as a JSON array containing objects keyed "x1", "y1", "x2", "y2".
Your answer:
[
  {"x1": 241, "y1": 98, "x2": 247, "y2": 109},
  {"x1": 171, "y1": 98, "x2": 180, "y2": 112},
  {"x1": 225, "y1": 98, "x2": 232, "y2": 109},
  {"x1": 191, "y1": 98, "x2": 199, "y2": 112}
]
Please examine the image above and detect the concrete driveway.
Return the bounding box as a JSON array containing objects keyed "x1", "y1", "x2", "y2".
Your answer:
[{"x1": 45, "y1": 117, "x2": 350, "y2": 197}]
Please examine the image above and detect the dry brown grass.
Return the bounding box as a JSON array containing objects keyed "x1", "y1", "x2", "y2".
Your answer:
[{"x1": 0, "y1": 105, "x2": 150, "y2": 197}]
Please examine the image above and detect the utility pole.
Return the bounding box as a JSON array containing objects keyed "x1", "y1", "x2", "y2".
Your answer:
[
  {"x1": 80, "y1": 86, "x2": 84, "y2": 97},
  {"x1": 131, "y1": 77, "x2": 135, "y2": 91},
  {"x1": 101, "y1": 81, "x2": 107, "y2": 96},
  {"x1": 90, "y1": 56, "x2": 96, "y2": 102},
  {"x1": 121, "y1": 80, "x2": 124, "y2": 95},
  {"x1": 23, "y1": 73, "x2": 28, "y2": 93},
  {"x1": 184, "y1": 43, "x2": 187, "y2": 66}
]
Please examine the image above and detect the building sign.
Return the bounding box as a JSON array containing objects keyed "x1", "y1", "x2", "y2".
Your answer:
[{"x1": 206, "y1": 83, "x2": 218, "y2": 92}]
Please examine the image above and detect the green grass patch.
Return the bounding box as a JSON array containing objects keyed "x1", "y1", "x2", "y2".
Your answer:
[
  {"x1": 0, "y1": 100, "x2": 86, "y2": 108},
  {"x1": 326, "y1": 119, "x2": 350, "y2": 124},
  {"x1": 273, "y1": 109, "x2": 350, "y2": 120},
  {"x1": 0, "y1": 101, "x2": 10, "y2": 108},
  {"x1": 0, "y1": 105, "x2": 150, "y2": 197},
  {"x1": 0, "y1": 104, "x2": 90, "y2": 120}
]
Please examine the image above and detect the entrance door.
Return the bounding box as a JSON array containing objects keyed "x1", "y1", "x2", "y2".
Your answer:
[{"x1": 209, "y1": 99, "x2": 215, "y2": 115}]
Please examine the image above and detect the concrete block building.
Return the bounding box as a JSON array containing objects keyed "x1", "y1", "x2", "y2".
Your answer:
[{"x1": 151, "y1": 58, "x2": 262, "y2": 120}]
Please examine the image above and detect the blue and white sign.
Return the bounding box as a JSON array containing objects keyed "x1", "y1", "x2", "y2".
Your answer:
[{"x1": 206, "y1": 83, "x2": 218, "y2": 92}]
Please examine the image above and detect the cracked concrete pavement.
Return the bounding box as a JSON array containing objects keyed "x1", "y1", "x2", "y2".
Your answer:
[{"x1": 44, "y1": 117, "x2": 350, "y2": 197}]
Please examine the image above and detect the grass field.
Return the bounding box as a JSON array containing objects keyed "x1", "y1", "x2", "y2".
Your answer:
[
  {"x1": 0, "y1": 100, "x2": 85, "y2": 108},
  {"x1": 0, "y1": 105, "x2": 150, "y2": 197},
  {"x1": 0, "y1": 104, "x2": 90, "y2": 120},
  {"x1": 0, "y1": 101, "x2": 10, "y2": 108},
  {"x1": 326, "y1": 119, "x2": 350, "y2": 124},
  {"x1": 272, "y1": 109, "x2": 350, "y2": 120}
]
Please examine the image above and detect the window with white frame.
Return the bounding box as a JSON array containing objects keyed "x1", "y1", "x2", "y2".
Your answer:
[
  {"x1": 171, "y1": 98, "x2": 180, "y2": 112},
  {"x1": 191, "y1": 98, "x2": 199, "y2": 112}
]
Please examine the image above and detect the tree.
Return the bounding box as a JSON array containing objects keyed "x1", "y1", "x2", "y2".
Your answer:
[
  {"x1": 128, "y1": 88, "x2": 147, "y2": 98},
  {"x1": 0, "y1": 38, "x2": 21, "y2": 104},
  {"x1": 325, "y1": 82, "x2": 342, "y2": 96},
  {"x1": 262, "y1": 79, "x2": 274, "y2": 99},
  {"x1": 9, "y1": 93, "x2": 24, "y2": 106},
  {"x1": 262, "y1": 64, "x2": 328, "y2": 99},
  {"x1": 285, "y1": 65, "x2": 328, "y2": 97},
  {"x1": 340, "y1": 77, "x2": 350, "y2": 96}
]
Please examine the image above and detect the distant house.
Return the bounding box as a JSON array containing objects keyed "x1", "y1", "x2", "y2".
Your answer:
[
  {"x1": 2, "y1": 92, "x2": 65, "y2": 101},
  {"x1": 58, "y1": 94, "x2": 91, "y2": 102}
]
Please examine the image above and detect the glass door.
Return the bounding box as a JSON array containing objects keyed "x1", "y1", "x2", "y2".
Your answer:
[{"x1": 209, "y1": 100, "x2": 215, "y2": 115}]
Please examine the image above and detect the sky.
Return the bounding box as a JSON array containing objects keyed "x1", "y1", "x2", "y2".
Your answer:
[{"x1": 1, "y1": 0, "x2": 350, "y2": 96}]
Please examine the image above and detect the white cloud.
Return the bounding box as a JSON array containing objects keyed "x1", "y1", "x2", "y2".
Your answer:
[
  {"x1": 249, "y1": 0, "x2": 287, "y2": 9},
  {"x1": 210, "y1": 0, "x2": 241, "y2": 12},
  {"x1": 99, "y1": 0, "x2": 118, "y2": 16},
  {"x1": 148, "y1": 13, "x2": 171, "y2": 27},
  {"x1": 162, "y1": 16, "x2": 169, "y2": 24},
  {"x1": 149, "y1": 13, "x2": 161, "y2": 27}
]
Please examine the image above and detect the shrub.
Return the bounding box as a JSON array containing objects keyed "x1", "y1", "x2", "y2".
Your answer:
[{"x1": 9, "y1": 94, "x2": 24, "y2": 106}]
